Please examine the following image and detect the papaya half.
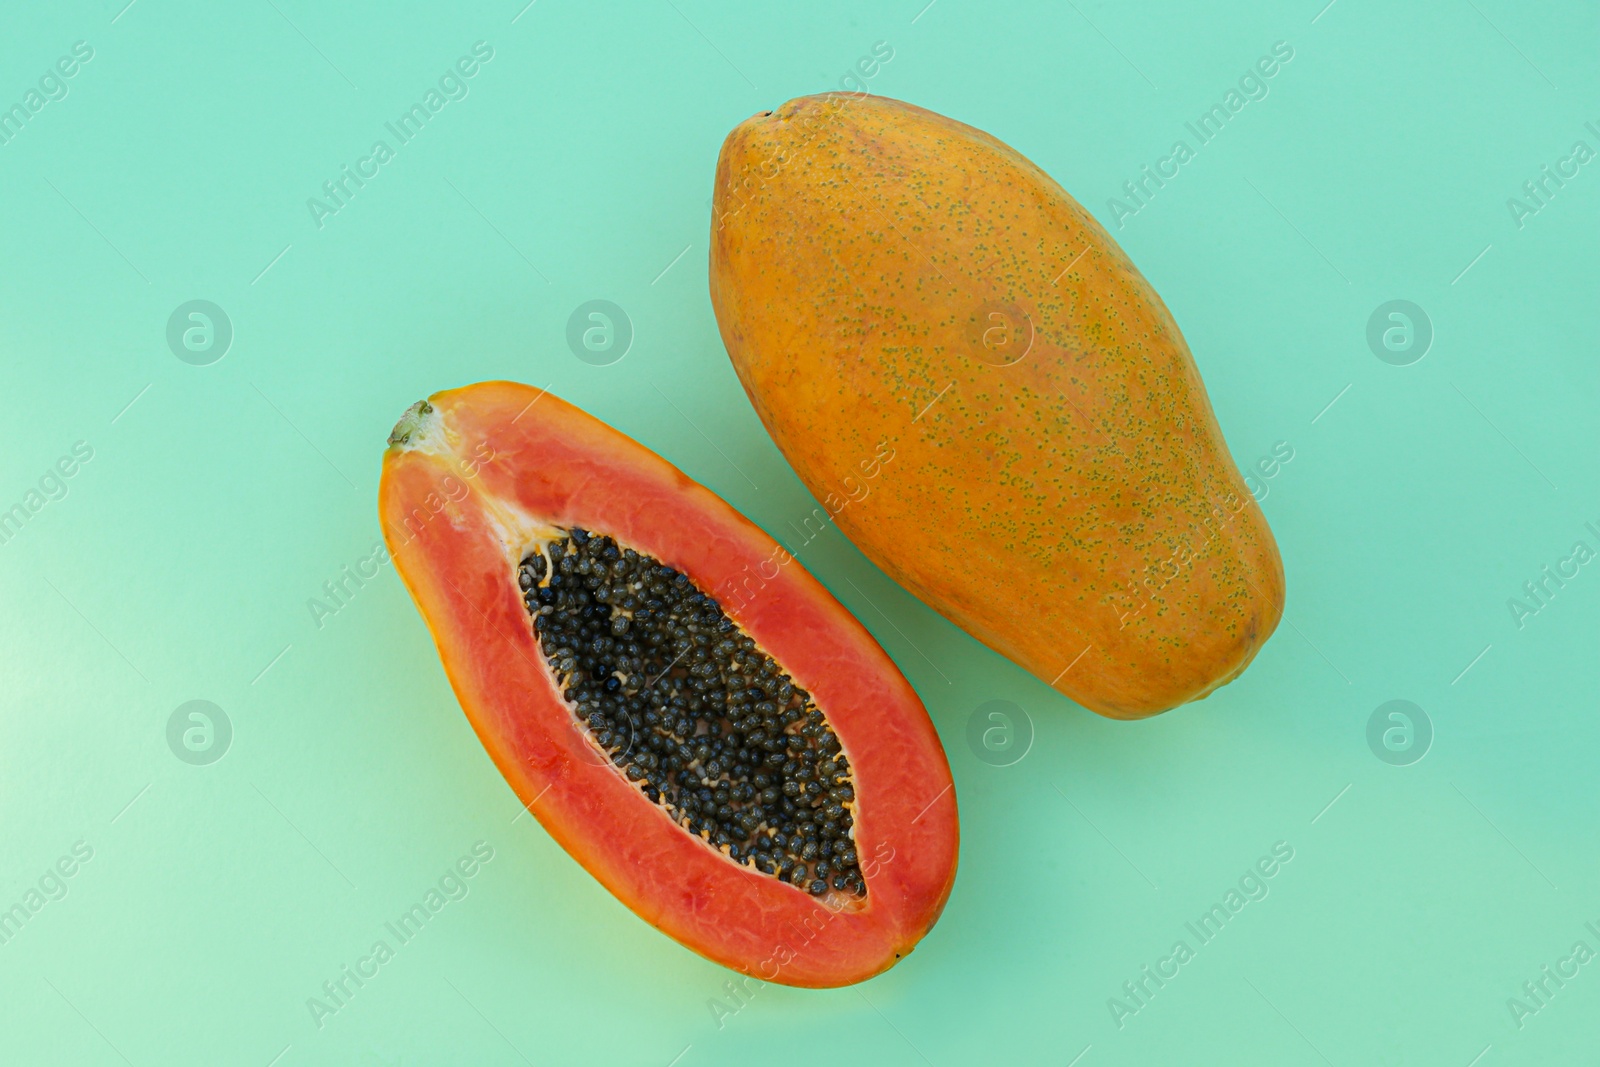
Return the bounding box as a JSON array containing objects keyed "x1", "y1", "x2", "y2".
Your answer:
[
  {"x1": 378, "y1": 381, "x2": 958, "y2": 986},
  {"x1": 709, "y1": 93, "x2": 1285, "y2": 719}
]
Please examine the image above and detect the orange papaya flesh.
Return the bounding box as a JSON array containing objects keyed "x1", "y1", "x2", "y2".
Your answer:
[
  {"x1": 378, "y1": 381, "x2": 958, "y2": 987},
  {"x1": 709, "y1": 93, "x2": 1286, "y2": 719}
]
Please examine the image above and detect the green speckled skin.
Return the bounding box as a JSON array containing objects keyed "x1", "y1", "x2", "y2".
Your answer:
[{"x1": 709, "y1": 93, "x2": 1284, "y2": 718}]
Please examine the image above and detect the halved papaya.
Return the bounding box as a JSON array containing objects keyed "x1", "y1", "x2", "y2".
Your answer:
[{"x1": 378, "y1": 381, "x2": 958, "y2": 987}]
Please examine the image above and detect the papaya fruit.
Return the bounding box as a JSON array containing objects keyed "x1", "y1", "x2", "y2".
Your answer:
[
  {"x1": 378, "y1": 381, "x2": 958, "y2": 986},
  {"x1": 709, "y1": 93, "x2": 1285, "y2": 719}
]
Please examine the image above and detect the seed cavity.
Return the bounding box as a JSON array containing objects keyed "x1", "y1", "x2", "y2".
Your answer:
[{"x1": 520, "y1": 528, "x2": 865, "y2": 897}]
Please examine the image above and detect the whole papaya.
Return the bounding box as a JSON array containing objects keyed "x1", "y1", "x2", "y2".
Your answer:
[{"x1": 709, "y1": 93, "x2": 1284, "y2": 719}]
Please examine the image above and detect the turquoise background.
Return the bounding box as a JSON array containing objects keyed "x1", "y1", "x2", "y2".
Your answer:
[{"x1": 2, "y1": 0, "x2": 1596, "y2": 1063}]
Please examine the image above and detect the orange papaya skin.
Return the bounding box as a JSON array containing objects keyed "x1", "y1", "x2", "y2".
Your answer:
[
  {"x1": 709, "y1": 93, "x2": 1285, "y2": 719},
  {"x1": 379, "y1": 382, "x2": 958, "y2": 986}
]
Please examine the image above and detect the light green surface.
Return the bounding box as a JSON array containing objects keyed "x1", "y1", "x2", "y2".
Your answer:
[{"x1": 2, "y1": 1, "x2": 1596, "y2": 1064}]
